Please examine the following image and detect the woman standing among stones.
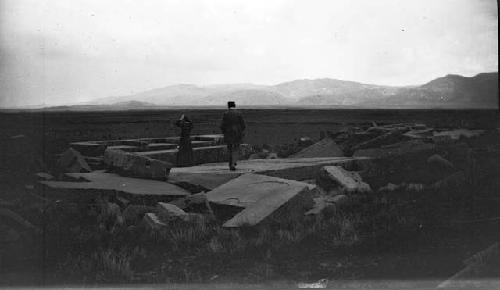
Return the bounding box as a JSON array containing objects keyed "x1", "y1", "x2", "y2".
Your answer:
[{"x1": 175, "y1": 114, "x2": 194, "y2": 167}]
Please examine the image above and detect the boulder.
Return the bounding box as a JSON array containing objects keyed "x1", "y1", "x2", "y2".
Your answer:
[
  {"x1": 266, "y1": 152, "x2": 279, "y2": 159},
  {"x1": 427, "y1": 154, "x2": 455, "y2": 171},
  {"x1": 58, "y1": 148, "x2": 91, "y2": 173},
  {"x1": 123, "y1": 205, "x2": 157, "y2": 225},
  {"x1": 35, "y1": 172, "x2": 54, "y2": 180},
  {"x1": 298, "y1": 137, "x2": 314, "y2": 147},
  {"x1": 207, "y1": 173, "x2": 314, "y2": 227},
  {"x1": 291, "y1": 137, "x2": 344, "y2": 158},
  {"x1": 156, "y1": 202, "x2": 187, "y2": 220},
  {"x1": 330, "y1": 194, "x2": 350, "y2": 206},
  {"x1": 142, "y1": 213, "x2": 166, "y2": 230},
  {"x1": 316, "y1": 166, "x2": 371, "y2": 194}
]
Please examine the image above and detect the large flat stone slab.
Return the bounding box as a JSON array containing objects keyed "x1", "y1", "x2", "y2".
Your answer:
[
  {"x1": 168, "y1": 157, "x2": 368, "y2": 190},
  {"x1": 40, "y1": 171, "x2": 190, "y2": 199},
  {"x1": 206, "y1": 173, "x2": 313, "y2": 227}
]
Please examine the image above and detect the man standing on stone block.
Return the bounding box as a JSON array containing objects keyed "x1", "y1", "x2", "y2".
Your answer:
[{"x1": 220, "y1": 101, "x2": 246, "y2": 171}]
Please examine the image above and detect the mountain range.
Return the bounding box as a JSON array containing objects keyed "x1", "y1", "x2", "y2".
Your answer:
[{"x1": 75, "y1": 72, "x2": 500, "y2": 109}]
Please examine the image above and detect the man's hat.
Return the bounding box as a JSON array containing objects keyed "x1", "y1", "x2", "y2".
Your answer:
[{"x1": 227, "y1": 101, "x2": 235, "y2": 108}]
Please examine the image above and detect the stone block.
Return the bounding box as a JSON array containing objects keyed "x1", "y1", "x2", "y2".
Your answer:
[
  {"x1": 317, "y1": 166, "x2": 372, "y2": 194},
  {"x1": 207, "y1": 173, "x2": 314, "y2": 227}
]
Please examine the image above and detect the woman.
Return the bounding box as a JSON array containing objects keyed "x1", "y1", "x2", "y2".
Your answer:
[{"x1": 175, "y1": 114, "x2": 194, "y2": 167}]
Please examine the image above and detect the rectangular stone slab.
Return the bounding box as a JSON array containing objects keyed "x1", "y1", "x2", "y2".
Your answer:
[
  {"x1": 146, "y1": 143, "x2": 178, "y2": 150},
  {"x1": 107, "y1": 145, "x2": 140, "y2": 152},
  {"x1": 206, "y1": 173, "x2": 313, "y2": 227},
  {"x1": 169, "y1": 157, "x2": 368, "y2": 190},
  {"x1": 40, "y1": 171, "x2": 190, "y2": 197}
]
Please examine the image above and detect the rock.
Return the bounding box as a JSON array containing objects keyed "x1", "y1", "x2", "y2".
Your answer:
[
  {"x1": 305, "y1": 197, "x2": 336, "y2": 216},
  {"x1": 266, "y1": 153, "x2": 279, "y2": 159},
  {"x1": 104, "y1": 149, "x2": 172, "y2": 180},
  {"x1": 57, "y1": 148, "x2": 91, "y2": 173},
  {"x1": 412, "y1": 123, "x2": 427, "y2": 130},
  {"x1": 330, "y1": 194, "x2": 349, "y2": 206},
  {"x1": 433, "y1": 129, "x2": 485, "y2": 141},
  {"x1": 377, "y1": 183, "x2": 401, "y2": 192},
  {"x1": 427, "y1": 154, "x2": 455, "y2": 171},
  {"x1": 35, "y1": 172, "x2": 54, "y2": 180},
  {"x1": 97, "y1": 202, "x2": 124, "y2": 226},
  {"x1": 116, "y1": 196, "x2": 130, "y2": 207},
  {"x1": 156, "y1": 202, "x2": 187, "y2": 220},
  {"x1": 123, "y1": 205, "x2": 157, "y2": 225},
  {"x1": 291, "y1": 137, "x2": 344, "y2": 158},
  {"x1": 142, "y1": 213, "x2": 166, "y2": 230},
  {"x1": 167, "y1": 198, "x2": 188, "y2": 210},
  {"x1": 180, "y1": 213, "x2": 208, "y2": 223},
  {"x1": 316, "y1": 166, "x2": 371, "y2": 194},
  {"x1": 431, "y1": 171, "x2": 466, "y2": 190},
  {"x1": 403, "y1": 128, "x2": 434, "y2": 140},
  {"x1": 298, "y1": 137, "x2": 314, "y2": 147},
  {"x1": 207, "y1": 173, "x2": 314, "y2": 227}
]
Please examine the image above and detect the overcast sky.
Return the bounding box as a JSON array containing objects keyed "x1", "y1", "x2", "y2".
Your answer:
[{"x1": 0, "y1": 0, "x2": 498, "y2": 107}]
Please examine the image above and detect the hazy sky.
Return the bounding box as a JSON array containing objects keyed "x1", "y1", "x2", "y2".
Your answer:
[{"x1": 0, "y1": 0, "x2": 498, "y2": 107}]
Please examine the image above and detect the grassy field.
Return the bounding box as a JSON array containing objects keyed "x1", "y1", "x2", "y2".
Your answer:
[
  {"x1": 1, "y1": 109, "x2": 499, "y2": 286},
  {"x1": 0, "y1": 109, "x2": 498, "y2": 155}
]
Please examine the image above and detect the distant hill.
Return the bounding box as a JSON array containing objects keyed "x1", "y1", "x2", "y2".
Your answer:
[
  {"x1": 359, "y1": 72, "x2": 498, "y2": 108},
  {"x1": 46, "y1": 72, "x2": 498, "y2": 110}
]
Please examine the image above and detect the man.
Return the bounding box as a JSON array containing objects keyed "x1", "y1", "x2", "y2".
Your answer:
[{"x1": 220, "y1": 101, "x2": 246, "y2": 170}]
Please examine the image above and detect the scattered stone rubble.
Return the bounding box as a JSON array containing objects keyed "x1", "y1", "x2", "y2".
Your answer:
[{"x1": 34, "y1": 123, "x2": 488, "y2": 231}]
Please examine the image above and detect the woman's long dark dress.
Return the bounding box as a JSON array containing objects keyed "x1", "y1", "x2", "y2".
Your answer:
[{"x1": 175, "y1": 117, "x2": 194, "y2": 167}]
